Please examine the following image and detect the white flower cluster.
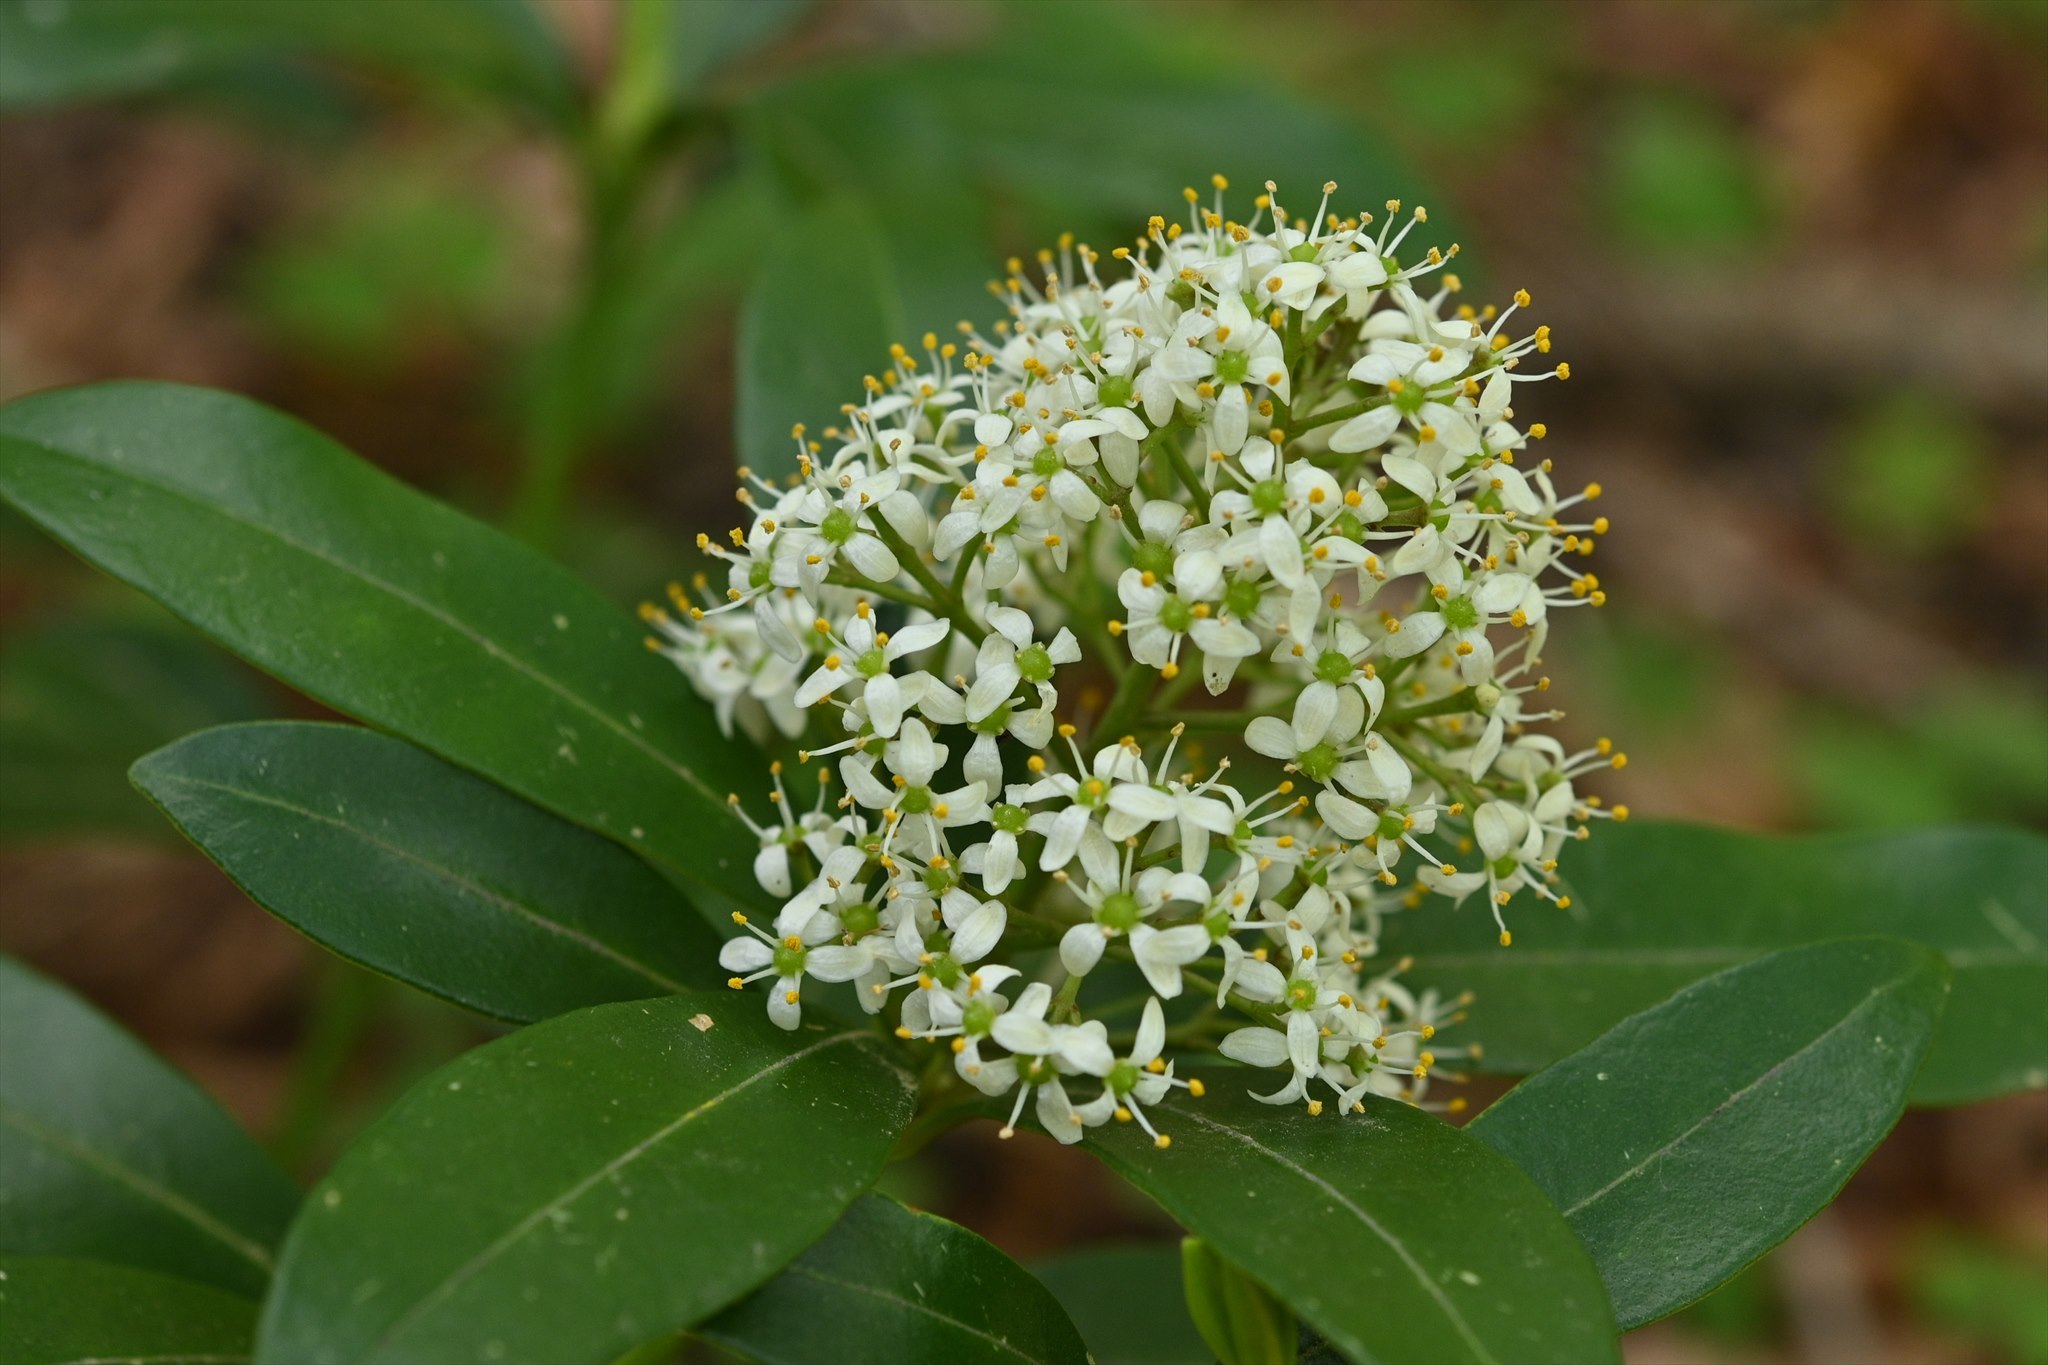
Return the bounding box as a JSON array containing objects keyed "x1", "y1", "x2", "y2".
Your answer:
[{"x1": 649, "y1": 179, "x2": 1625, "y2": 1147}]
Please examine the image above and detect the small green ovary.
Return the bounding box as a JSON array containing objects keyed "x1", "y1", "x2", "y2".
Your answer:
[
  {"x1": 1441, "y1": 596, "x2": 1481, "y2": 631},
  {"x1": 1096, "y1": 891, "x2": 1144, "y2": 933},
  {"x1": 1017, "y1": 643, "x2": 1055, "y2": 684},
  {"x1": 820, "y1": 507, "x2": 857, "y2": 545},
  {"x1": 1298, "y1": 742, "x2": 1341, "y2": 783}
]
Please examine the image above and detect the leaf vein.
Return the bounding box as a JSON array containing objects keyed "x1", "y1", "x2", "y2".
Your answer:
[
  {"x1": 364, "y1": 1030, "x2": 876, "y2": 1355},
  {"x1": 782, "y1": 1264, "x2": 1045, "y2": 1364},
  {"x1": 1559, "y1": 973, "x2": 1917, "y2": 1219},
  {"x1": 1170, "y1": 1108, "x2": 1497, "y2": 1364},
  {"x1": 0, "y1": 1107, "x2": 274, "y2": 1274},
  {"x1": 146, "y1": 770, "x2": 683, "y2": 994}
]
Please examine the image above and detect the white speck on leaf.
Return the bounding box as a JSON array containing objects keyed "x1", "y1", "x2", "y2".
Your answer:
[{"x1": 689, "y1": 1014, "x2": 715, "y2": 1032}]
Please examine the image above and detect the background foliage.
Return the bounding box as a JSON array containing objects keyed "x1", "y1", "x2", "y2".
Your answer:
[{"x1": 2, "y1": 1, "x2": 2044, "y2": 1362}]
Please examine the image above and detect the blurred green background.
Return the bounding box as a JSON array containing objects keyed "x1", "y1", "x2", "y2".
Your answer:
[{"x1": 2, "y1": 2, "x2": 2044, "y2": 1361}]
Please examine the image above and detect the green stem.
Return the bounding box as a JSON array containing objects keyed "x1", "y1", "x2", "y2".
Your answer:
[
  {"x1": 1378, "y1": 689, "x2": 1478, "y2": 729},
  {"x1": 1156, "y1": 431, "x2": 1212, "y2": 520},
  {"x1": 1385, "y1": 730, "x2": 1483, "y2": 808},
  {"x1": 1093, "y1": 658, "x2": 1156, "y2": 744},
  {"x1": 869, "y1": 515, "x2": 987, "y2": 643},
  {"x1": 1294, "y1": 394, "x2": 1387, "y2": 434},
  {"x1": 268, "y1": 960, "x2": 381, "y2": 1174}
]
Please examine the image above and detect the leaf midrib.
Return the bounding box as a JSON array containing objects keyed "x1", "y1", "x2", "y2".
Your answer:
[
  {"x1": 1407, "y1": 945, "x2": 2035, "y2": 969},
  {"x1": 1543, "y1": 971, "x2": 1921, "y2": 1220},
  {"x1": 0, "y1": 1106, "x2": 275, "y2": 1274},
  {"x1": 1, "y1": 433, "x2": 729, "y2": 831},
  {"x1": 780, "y1": 1263, "x2": 1047, "y2": 1364},
  {"x1": 1168, "y1": 1108, "x2": 1497, "y2": 1365},
  {"x1": 361, "y1": 1029, "x2": 878, "y2": 1357},
  {"x1": 145, "y1": 769, "x2": 683, "y2": 995}
]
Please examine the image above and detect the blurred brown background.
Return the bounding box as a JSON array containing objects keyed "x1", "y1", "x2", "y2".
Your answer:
[{"x1": 2, "y1": 1, "x2": 2045, "y2": 1360}]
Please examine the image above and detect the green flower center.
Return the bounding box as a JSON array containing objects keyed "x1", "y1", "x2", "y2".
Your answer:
[
  {"x1": 1393, "y1": 383, "x2": 1428, "y2": 415},
  {"x1": 1333, "y1": 510, "x2": 1364, "y2": 541},
  {"x1": 1288, "y1": 242, "x2": 1321, "y2": 263},
  {"x1": 857, "y1": 647, "x2": 888, "y2": 678},
  {"x1": 1108, "y1": 1059, "x2": 1141, "y2": 1095},
  {"x1": 1096, "y1": 891, "x2": 1144, "y2": 933},
  {"x1": 1491, "y1": 854, "x2": 1520, "y2": 879},
  {"x1": 1159, "y1": 595, "x2": 1194, "y2": 634},
  {"x1": 962, "y1": 997, "x2": 998, "y2": 1036},
  {"x1": 1021, "y1": 1054, "x2": 1057, "y2": 1084},
  {"x1": 839, "y1": 903, "x2": 879, "y2": 938},
  {"x1": 1097, "y1": 374, "x2": 1134, "y2": 409},
  {"x1": 930, "y1": 954, "x2": 964, "y2": 990},
  {"x1": 899, "y1": 784, "x2": 934, "y2": 815},
  {"x1": 773, "y1": 943, "x2": 808, "y2": 976},
  {"x1": 993, "y1": 803, "x2": 1030, "y2": 835},
  {"x1": 1377, "y1": 810, "x2": 1409, "y2": 842},
  {"x1": 1224, "y1": 578, "x2": 1263, "y2": 619},
  {"x1": 1298, "y1": 742, "x2": 1340, "y2": 784},
  {"x1": 1216, "y1": 350, "x2": 1250, "y2": 384},
  {"x1": 1314, "y1": 650, "x2": 1353, "y2": 684},
  {"x1": 748, "y1": 561, "x2": 772, "y2": 589},
  {"x1": 1134, "y1": 540, "x2": 1174, "y2": 577},
  {"x1": 819, "y1": 508, "x2": 857, "y2": 545},
  {"x1": 1442, "y1": 596, "x2": 1480, "y2": 631},
  {"x1": 1251, "y1": 478, "x2": 1286, "y2": 517},
  {"x1": 1285, "y1": 977, "x2": 1319, "y2": 1011},
  {"x1": 1032, "y1": 448, "x2": 1063, "y2": 477},
  {"x1": 971, "y1": 702, "x2": 1014, "y2": 735},
  {"x1": 1016, "y1": 643, "x2": 1054, "y2": 684}
]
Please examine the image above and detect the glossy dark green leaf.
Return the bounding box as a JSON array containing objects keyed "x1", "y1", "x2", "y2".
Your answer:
[
  {"x1": 1093, "y1": 1084, "x2": 1619, "y2": 1365},
  {"x1": 0, "y1": 615, "x2": 267, "y2": 840},
  {"x1": 735, "y1": 193, "x2": 990, "y2": 481},
  {"x1": 1470, "y1": 937, "x2": 1948, "y2": 1329},
  {"x1": 700, "y1": 1193, "x2": 1088, "y2": 1365},
  {"x1": 1379, "y1": 822, "x2": 2047, "y2": 1105},
  {"x1": 0, "y1": 0, "x2": 575, "y2": 124},
  {"x1": 1029, "y1": 1244, "x2": 1211, "y2": 1365},
  {"x1": 132, "y1": 722, "x2": 723, "y2": 1023},
  {"x1": 0, "y1": 956, "x2": 299, "y2": 1298},
  {"x1": 0, "y1": 1255, "x2": 258, "y2": 1365},
  {"x1": 0, "y1": 382, "x2": 770, "y2": 917},
  {"x1": 256, "y1": 993, "x2": 914, "y2": 1364}
]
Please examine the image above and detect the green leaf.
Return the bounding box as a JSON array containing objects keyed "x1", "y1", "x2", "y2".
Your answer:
[
  {"x1": 0, "y1": 616, "x2": 266, "y2": 840},
  {"x1": 1029, "y1": 1244, "x2": 1210, "y2": 1365},
  {"x1": 0, "y1": 1256, "x2": 259, "y2": 1365},
  {"x1": 131, "y1": 722, "x2": 725, "y2": 1023},
  {"x1": 0, "y1": 382, "x2": 771, "y2": 917},
  {"x1": 699, "y1": 1193, "x2": 1089, "y2": 1365},
  {"x1": 256, "y1": 993, "x2": 914, "y2": 1364},
  {"x1": 0, "y1": 955, "x2": 299, "y2": 1298},
  {"x1": 735, "y1": 193, "x2": 989, "y2": 481},
  {"x1": 1470, "y1": 938, "x2": 1950, "y2": 1329},
  {"x1": 0, "y1": 0, "x2": 576, "y2": 125},
  {"x1": 1181, "y1": 1235, "x2": 1296, "y2": 1365},
  {"x1": 606, "y1": 0, "x2": 810, "y2": 145},
  {"x1": 1378, "y1": 822, "x2": 2048, "y2": 1106},
  {"x1": 744, "y1": 42, "x2": 1436, "y2": 240},
  {"x1": 1091, "y1": 1085, "x2": 1619, "y2": 1365}
]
